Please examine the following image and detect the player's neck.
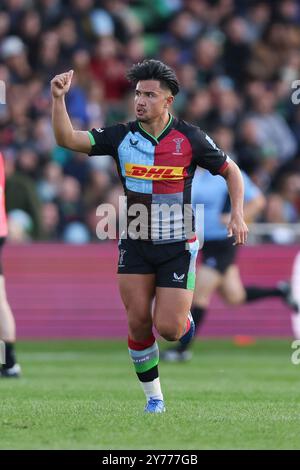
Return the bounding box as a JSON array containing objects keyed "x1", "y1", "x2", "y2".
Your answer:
[{"x1": 139, "y1": 113, "x2": 171, "y2": 139}]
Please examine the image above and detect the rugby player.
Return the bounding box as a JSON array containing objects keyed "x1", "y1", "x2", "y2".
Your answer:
[{"x1": 51, "y1": 60, "x2": 248, "y2": 413}]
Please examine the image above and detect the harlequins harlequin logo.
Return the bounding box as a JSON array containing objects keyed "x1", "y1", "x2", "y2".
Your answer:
[
  {"x1": 119, "y1": 249, "x2": 126, "y2": 266},
  {"x1": 172, "y1": 138, "x2": 184, "y2": 155}
]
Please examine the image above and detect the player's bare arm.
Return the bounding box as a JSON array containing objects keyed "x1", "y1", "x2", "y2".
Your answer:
[
  {"x1": 222, "y1": 160, "x2": 249, "y2": 245},
  {"x1": 51, "y1": 70, "x2": 91, "y2": 153}
]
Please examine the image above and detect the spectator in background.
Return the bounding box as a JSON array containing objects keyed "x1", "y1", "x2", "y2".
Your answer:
[
  {"x1": 266, "y1": 172, "x2": 300, "y2": 224},
  {"x1": 180, "y1": 89, "x2": 212, "y2": 129},
  {"x1": 90, "y1": 36, "x2": 130, "y2": 102},
  {"x1": 41, "y1": 202, "x2": 60, "y2": 241},
  {"x1": 57, "y1": 175, "x2": 84, "y2": 236},
  {"x1": 223, "y1": 16, "x2": 251, "y2": 84},
  {"x1": 237, "y1": 119, "x2": 280, "y2": 191},
  {"x1": 1, "y1": 35, "x2": 32, "y2": 83},
  {"x1": 250, "y1": 88, "x2": 298, "y2": 163},
  {"x1": 5, "y1": 154, "x2": 43, "y2": 239},
  {"x1": 194, "y1": 35, "x2": 223, "y2": 86},
  {"x1": 208, "y1": 76, "x2": 242, "y2": 130}
]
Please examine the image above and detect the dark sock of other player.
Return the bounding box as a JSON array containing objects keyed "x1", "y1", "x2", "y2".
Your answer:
[
  {"x1": 245, "y1": 286, "x2": 284, "y2": 302},
  {"x1": 2, "y1": 342, "x2": 17, "y2": 369}
]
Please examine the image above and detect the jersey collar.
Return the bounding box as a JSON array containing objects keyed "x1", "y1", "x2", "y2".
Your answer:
[{"x1": 136, "y1": 114, "x2": 174, "y2": 145}]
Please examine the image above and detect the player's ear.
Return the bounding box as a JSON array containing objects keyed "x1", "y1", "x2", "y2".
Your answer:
[{"x1": 165, "y1": 95, "x2": 174, "y2": 108}]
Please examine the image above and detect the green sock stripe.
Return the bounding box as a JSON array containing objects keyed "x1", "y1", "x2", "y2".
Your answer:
[
  {"x1": 129, "y1": 341, "x2": 159, "y2": 373},
  {"x1": 134, "y1": 356, "x2": 159, "y2": 373}
]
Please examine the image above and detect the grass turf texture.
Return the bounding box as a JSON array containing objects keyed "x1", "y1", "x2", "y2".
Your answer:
[{"x1": 0, "y1": 339, "x2": 299, "y2": 450}]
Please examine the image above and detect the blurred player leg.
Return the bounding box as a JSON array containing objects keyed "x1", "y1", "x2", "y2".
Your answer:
[{"x1": 219, "y1": 265, "x2": 247, "y2": 304}]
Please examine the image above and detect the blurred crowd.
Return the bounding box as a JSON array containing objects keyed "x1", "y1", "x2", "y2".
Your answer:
[{"x1": 0, "y1": 0, "x2": 300, "y2": 243}]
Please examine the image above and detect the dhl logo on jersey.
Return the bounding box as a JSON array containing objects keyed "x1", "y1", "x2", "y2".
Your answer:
[{"x1": 125, "y1": 163, "x2": 185, "y2": 180}]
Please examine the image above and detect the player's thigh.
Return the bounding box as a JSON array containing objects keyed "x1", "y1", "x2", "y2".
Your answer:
[
  {"x1": 192, "y1": 265, "x2": 222, "y2": 307},
  {"x1": 118, "y1": 273, "x2": 155, "y2": 314},
  {"x1": 153, "y1": 286, "x2": 193, "y2": 340},
  {"x1": 219, "y1": 265, "x2": 246, "y2": 305},
  {"x1": 153, "y1": 238, "x2": 198, "y2": 339},
  {"x1": 118, "y1": 273, "x2": 155, "y2": 336}
]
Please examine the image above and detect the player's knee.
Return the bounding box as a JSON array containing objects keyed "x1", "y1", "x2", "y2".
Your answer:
[
  {"x1": 193, "y1": 297, "x2": 210, "y2": 309},
  {"x1": 128, "y1": 314, "x2": 152, "y2": 340},
  {"x1": 224, "y1": 291, "x2": 245, "y2": 305},
  {"x1": 155, "y1": 320, "x2": 183, "y2": 342}
]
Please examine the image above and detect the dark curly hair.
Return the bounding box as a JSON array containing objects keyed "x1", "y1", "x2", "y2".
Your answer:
[{"x1": 126, "y1": 59, "x2": 180, "y2": 96}]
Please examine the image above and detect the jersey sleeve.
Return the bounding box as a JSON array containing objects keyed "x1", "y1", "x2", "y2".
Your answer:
[
  {"x1": 87, "y1": 124, "x2": 126, "y2": 159},
  {"x1": 192, "y1": 128, "x2": 229, "y2": 175}
]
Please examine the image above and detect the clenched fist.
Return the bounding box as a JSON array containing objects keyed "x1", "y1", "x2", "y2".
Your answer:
[{"x1": 51, "y1": 70, "x2": 73, "y2": 98}]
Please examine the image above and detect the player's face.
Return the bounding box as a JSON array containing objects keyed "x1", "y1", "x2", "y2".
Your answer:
[{"x1": 134, "y1": 80, "x2": 173, "y2": 122}]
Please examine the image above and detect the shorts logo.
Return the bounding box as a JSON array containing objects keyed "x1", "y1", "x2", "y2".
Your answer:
[
  {"x1": 125, "y1": 163, "x2": 185, "y2": 180},
  {"x1": 173, "y1": 272, "x2": 185, "y2": 282},
  {"x1": 172, "y1": 137, "x2": 184, "y2": 155},
  {"x1": 119, "y1": 249, "x2": 126, "y2": 267}
]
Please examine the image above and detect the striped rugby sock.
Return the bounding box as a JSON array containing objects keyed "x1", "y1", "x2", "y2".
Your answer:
[
  {"x1": 182, "y1": 315, "x2": 191, "y2": 336},
  {"x1": 128, "y1": 334, "x2": 163, "y2": 401}
]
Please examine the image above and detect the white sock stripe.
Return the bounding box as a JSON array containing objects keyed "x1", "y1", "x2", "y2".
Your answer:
[{"x1": 128, "y1": 341, "x2": 158, "y2": 358}]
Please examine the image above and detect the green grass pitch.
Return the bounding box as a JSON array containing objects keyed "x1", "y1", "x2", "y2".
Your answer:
[{"x1": 0, "y1": 339, "x2": 300, "y2": 450}]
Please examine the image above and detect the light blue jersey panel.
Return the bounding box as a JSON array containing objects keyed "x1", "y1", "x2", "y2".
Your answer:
[
  {"x1": 243, "y1": 172, "x2": 261, "y2": 201},
  {"x1": 118, "y1": 131, "x2": 155, "y2": 194},
  {"x1": 192, "y1": 168, "x2": 261, "y2": 240}
]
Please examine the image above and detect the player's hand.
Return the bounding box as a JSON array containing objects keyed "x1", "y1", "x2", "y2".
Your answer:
[
  {"x1": 51, "y1": 70, "x2": 73, "y2": 98},
  {"x1": 227, "y1": 213, "x2": 248, "y2": 245}
]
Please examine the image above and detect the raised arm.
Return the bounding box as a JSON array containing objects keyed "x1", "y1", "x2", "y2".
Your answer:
[
  {"x1": 51, "y1": 70, "x2": 91, "y2": 153},
  {"x1": 221, "y1": 159, "x2": 249, "y2": 245}
]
